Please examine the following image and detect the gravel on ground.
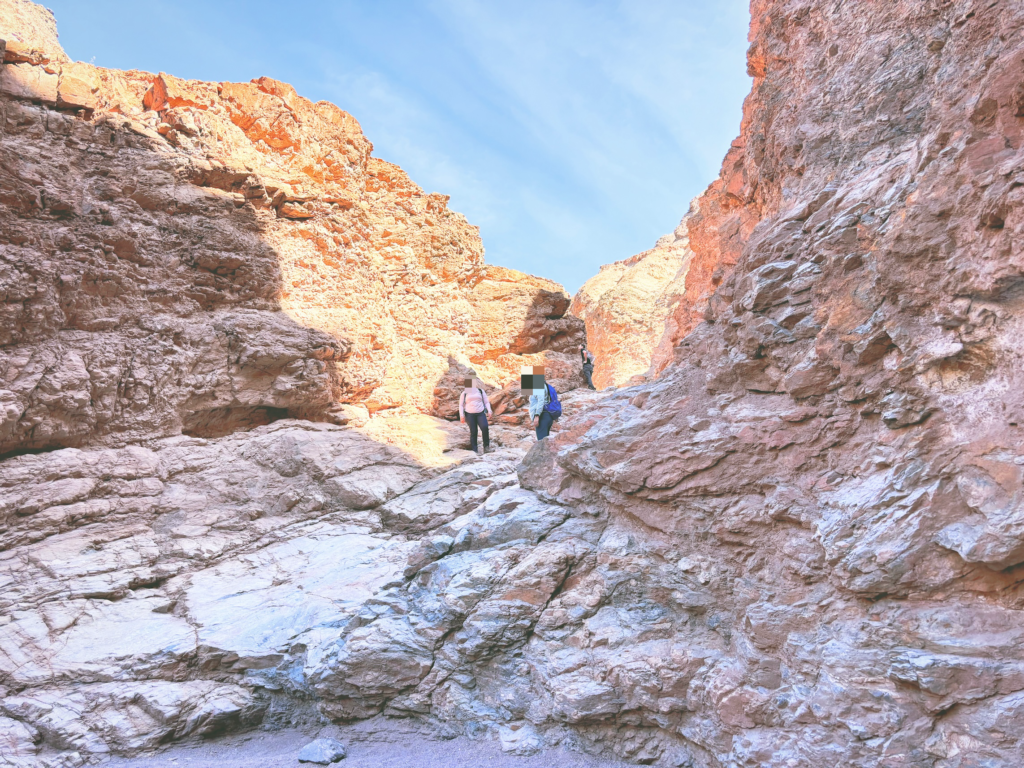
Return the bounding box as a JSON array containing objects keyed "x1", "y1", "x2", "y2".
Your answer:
[{"x1": 101, "y1": 727, "x2": 633, "y2": 768}]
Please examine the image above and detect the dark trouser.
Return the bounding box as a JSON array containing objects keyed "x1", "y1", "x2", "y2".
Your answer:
[
  {"x1": 536, "y1": 411, "x2": 555, "y2": 440},
  {"x1": 466, "y1": 411, "x2": 489, "y2": 452},
  {"x1": 583, "y1": 363, "x2": 596, "y2": 390}
]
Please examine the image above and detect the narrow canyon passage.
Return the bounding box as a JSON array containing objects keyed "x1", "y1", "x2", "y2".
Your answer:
[{"x1": 2, "y1": 0, "x2": 1024, "y2": 767}]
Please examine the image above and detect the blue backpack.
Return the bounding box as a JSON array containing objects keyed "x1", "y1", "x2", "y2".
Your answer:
[{"x1": 543, "y1": 384, "x2": 562, "y2": 418}]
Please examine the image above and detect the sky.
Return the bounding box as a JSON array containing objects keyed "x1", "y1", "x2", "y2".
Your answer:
[{"x1": 46, "y1": 0, "x2": 752, "y2": 294}]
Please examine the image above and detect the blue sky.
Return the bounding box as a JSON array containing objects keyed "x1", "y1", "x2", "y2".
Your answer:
[{"x1": 47, "y1": 0, "x2": 751, "y2": 293}]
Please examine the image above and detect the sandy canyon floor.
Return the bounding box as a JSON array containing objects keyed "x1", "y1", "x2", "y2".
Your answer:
[{"x1": 103, "y1": 725, "x2": 632, "y2": 768}]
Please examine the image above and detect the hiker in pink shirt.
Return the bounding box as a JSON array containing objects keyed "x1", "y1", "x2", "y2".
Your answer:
[{"x1": 459, "y1": 376, "x2": 493, "y2": 455}]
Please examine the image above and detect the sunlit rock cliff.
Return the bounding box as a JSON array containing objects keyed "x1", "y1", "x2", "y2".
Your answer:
[
  {"x1": 570, "y1": 210, "x2": 693, "y2": 388},
  {"x1": 0, "y1": 0, "x2": 582, "y2": 457}
]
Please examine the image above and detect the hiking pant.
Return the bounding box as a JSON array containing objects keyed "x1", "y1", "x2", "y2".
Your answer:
[
  {"x1": 582, "y1": 363, "x2": 596, "y2": 390},
  {"x1": 466, "y1": 411, "x2": 489, "y2": 452},
  {"x1": 536, "y1": 411, "x2": 555, "y2": 441}
]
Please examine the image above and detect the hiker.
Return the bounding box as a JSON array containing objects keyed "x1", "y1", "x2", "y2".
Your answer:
[
  {"x1": 459, "y1": 376, "x2": 492, "y2": 455},
  {"x1": 523, "y1": 365, "x2": 561, "y2": 440},
  {"x1": 580, "y1": 344, "x2": 596, "y2": 390}
]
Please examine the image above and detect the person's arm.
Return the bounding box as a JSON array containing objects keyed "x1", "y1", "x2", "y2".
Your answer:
[
  {"x1": 482, "y1": 390, "x2": 492, "y2": 415},
  {"x1": 459, "y1": 391, "x2": 466, "y2": 422},
  {"x1": 528, "y1": 392, "x2": 541, "y2": 422}
]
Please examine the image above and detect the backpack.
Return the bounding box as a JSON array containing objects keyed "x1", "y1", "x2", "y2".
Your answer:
[{"x1": 543, "y1": 384, "x2": 562, "y2": 418}]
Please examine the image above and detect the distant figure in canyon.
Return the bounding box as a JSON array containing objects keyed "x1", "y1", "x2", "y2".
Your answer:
[
  {"x1": 459, "y1": 376, "x2": 492, "y2": 455},
  {"x1": 579, "y1": 344, "x2": 597, "y2": 390},
  {"x1": 523, "y1": 366, "x2": 562, "y2": 441}
]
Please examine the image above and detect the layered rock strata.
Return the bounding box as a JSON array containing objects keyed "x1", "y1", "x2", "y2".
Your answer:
[
  {"x1": 0, "y1": 0, "x2": 582, "y2": 457},
  {"x1": 519, "y1": 0, "x2": 1024, "y2": 765},
  {"x1": 570, "y1": 212, "x2": 693, "y2": 388}
]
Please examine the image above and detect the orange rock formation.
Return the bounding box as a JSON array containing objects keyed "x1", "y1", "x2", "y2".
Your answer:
[
  {"x1": 570, "y1": 210, "x2": 693, "y2": 388},
  {"x1": 0, "y1": 3, "x2": 583, "y2": 454}
]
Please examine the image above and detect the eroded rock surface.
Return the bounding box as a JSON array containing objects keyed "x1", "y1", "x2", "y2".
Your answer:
[
  {"x1": 0, "y1": 405, "x2": 611, "y2": 765},
  {"x1": 517, "y1": 0, "x2": 1024, "y2": 765},
  {"x1": 0, "y1": 0, "x2": 595, "y2": 763},
  {"x1": 4, "y1": 0, "x2": 1024, "y2": 766},
  {"x1": 570, "y1": 212, "x2": 693, "y2": 388},
  {"x1": 0, "y1": 0, "x2": 582, "y2": 458}
]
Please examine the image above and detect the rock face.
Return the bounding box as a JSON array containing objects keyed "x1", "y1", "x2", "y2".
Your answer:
[
  {"x1": 5, "y1": 0, "x2": 1024, "y2": 767},
  {"x1": 518, "y1": 0, "x2": 1024, "y2": 765},
  {"x1": 0, "y1": 1, "x2": 593, "y2": 763},
  {"x1": 570, "y1": 212, "x2": 693, "y2": 388},
  {"x1": 0, "y1": 0, "x2": 582, "y2": 458},
  {"x1": 0, "y1": 398, "x2": 608, "y2": 764}
]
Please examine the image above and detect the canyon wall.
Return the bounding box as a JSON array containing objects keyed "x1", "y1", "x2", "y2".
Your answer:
[
  {"x1": 0, "y1": 0, "x2": 583, "y2": 457},
  {"x1": 4, "y1": 0, "x2": 1024, "y2": 767},
  {"x1": 0, "y1": 3, "x2": 596, "y2": 763},
  {"x1": 569, "y1": 211, "x2": 692, "y2": 388},
  {"x1": 521, "y1": 0, "x2": 1024, "y2": 765}
]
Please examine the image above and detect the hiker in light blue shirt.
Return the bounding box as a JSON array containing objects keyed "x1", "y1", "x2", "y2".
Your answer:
[
  {"x1": 528, "y1": 389, "x2": 546, "y2": 420},
  {"x1": 522, "y1": 365, "x2": 561, "y2": 440}
]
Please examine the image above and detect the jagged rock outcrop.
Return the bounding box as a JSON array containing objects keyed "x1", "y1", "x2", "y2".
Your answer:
[
  {"x1": 0, "y1": 386, "x2": 606, "y2": 765},
  {"x1": 0, "y1": 1, "x2": 592, "y2": 763},
  {"x1": 518, "y1": 0, "x2": 1024, "y2": 765},
  {"x1": 0, "y1": 0, "x2": 582, "y2": 457},
  {"x1": 570, "y1": 212, "x2": 693, "y2": 388},
  {"x1": 433, "y1": 265, "x2": 587, "y2": 421}
]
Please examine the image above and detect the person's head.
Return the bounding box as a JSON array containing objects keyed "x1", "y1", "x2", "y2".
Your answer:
[
  {"x1": 521, "y1": 365, "x2": 545, "y2": 396},
  {"x1": 580, "y1": 343, "x2": 586, "y2": 351}
]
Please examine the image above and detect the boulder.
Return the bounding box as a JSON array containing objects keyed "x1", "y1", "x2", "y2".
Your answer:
[{"x1": 298, "y1": 737, "x2": 347, "y2": 764}]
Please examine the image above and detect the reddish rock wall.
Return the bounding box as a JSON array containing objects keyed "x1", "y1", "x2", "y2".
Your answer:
[{"x1": 523, "y1": 1, "x2": 1024, "y2": 764}]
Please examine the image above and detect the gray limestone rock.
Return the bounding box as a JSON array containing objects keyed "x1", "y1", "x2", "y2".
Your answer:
[{"x1": 297, "y1": 737, "x2": 347, "y2": 764}]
